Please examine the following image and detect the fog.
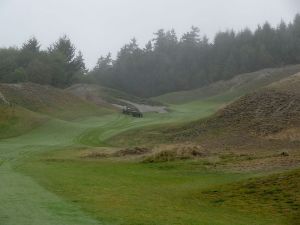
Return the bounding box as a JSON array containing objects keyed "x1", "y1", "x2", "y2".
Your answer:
[{"x1": 0, "y1": 0, "x2": 299, "y2": 68}]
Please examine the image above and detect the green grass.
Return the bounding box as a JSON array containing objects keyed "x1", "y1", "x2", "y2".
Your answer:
[
  {"x1": 104, "y1": 100, "x2": 224, "y2": 147},
  {"x1": 0, "y1": 92, "x2": 298, "y2": 225},
  {"x1": 0, "y1": 99, "x2": 224, "y2": 225},
  {"x1": 0, "y1": 118, "x2": 106, "y2": 225},
  {"x1": 0, "y1": 163, "x2": 100, "y2": 225},
  {"x1": 0, "y1": 105, "x2": 47, "y2": 139},
  {"x1": 200, "y1": 169, "x2": 300, "y2": 225},
  {"x1": 19, "y1": 152, "x2": 287, "y2": 225},
  {"x1": 0, "y1": 82, "x2": 113, "y2": 139}
]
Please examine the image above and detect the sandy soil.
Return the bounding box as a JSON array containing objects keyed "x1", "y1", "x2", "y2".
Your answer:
[{"x1": 120, "y1": 99, "x2": 168, "y2": 113}]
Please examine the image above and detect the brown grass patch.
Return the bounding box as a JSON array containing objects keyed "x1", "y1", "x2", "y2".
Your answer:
[
  {"x1": 143, "y1": 143, "x2": 208, "y2": 163},
  {"x1": 81, "y1": 151, "x2": 108, "y2": 159},
  {"x1": 113, "y1": 147, "x2": 151, "y2": 157}
]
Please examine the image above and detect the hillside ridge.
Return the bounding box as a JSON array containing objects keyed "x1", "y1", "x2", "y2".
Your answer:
[
  {"x1": 155, "y1": 64, "x2": 300, "y2": 104},
  {"x1": 0, "y1": 82, "x2": 112, "y2": 139}
]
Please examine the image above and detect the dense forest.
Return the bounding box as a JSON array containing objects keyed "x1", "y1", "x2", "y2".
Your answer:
[
  {"x1": 1, "y1": 15, "x2": 300, "y2": 97},
  {"x1": 0, "y1": 35, "x2": 86, "y2": 88},
  {"x1": 90, "y1": 14, "x2": 300, "y2": 97}
]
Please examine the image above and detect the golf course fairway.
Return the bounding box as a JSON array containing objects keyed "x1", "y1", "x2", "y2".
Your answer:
[{"x1": 0, "y1": 101, "x2": 293, "y2": 225}]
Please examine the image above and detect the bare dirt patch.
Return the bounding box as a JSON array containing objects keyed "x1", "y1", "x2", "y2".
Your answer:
[
  {"x1": 119, "y1": 100, "x2": 168, "y2": 113},
  {"x1": 113, "y1": 147, "x2": 151, "y2": 157},
  {"x1": 80, "y1": 147, "x2": 151, "y2": 159},
  {"x1": 81, "y1": 151, "x2": 109, "y2": 159},
  {"x1": 143, "y1": 143, "x2": 208, "y2": 163}
]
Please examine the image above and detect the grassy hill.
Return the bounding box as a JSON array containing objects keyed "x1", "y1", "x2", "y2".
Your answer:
[
  {"x1": 188, "y1": 72, "x2": 300, "y2": 144},
  {"x1": 110, "y1": 71, "x2": 300, "y2": 151},
  {"x1": 155, "y1": 64, "x2": 300, "y2": 104},
  {"x1": 0, "y1": 82, "x2": 112, "y2": 138},
  {"x1": 200, "y1": 168, "x2": 300, "y2": 224},
  {"x1": 0, "y1": 105, "x2": 47, "y2": 139},
  {"x1": 14, "y1": 94, "x2": 300, "y2": 225},
  {"x1": 0, "y1": 83, "x2": 111, "y2": 119},
  {"x1": 213, "y1": 72, "x2": 300, "y2": 138},
  {"x1": 1, "y1": 67, "x2": 300, "y2": 225}
]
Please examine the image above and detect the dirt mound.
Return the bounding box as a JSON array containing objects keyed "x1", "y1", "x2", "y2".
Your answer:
[
  {"x1": 178, "y1": 73, "x2": 300, "y2": 139},
  {"x1": 113, "y1": 147, "x2": 151, "y2": 156},
  {"x1": 212, "y1": 73, "x2": 300, "y2": 137},
  {"x1": 143, "y1": 144, "x2": 206, "y2": 163},
  {"x1": 217, "y1": 89, "x2": 300, "y2": 136},
  {"x1": 81, "y1": 147, "x2": 151, "y2": 159},
  {"x1": 81, "y1": 151, "x2": 108, "y2": 159}
]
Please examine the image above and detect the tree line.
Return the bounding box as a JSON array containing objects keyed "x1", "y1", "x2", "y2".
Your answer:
[
  {"x1": 90, "y1": 14, "x2": 300, "y2": 97},
  {"x1": 1, "y1": 15, "x2": 300, "y2": 97},
  {"x1": 0, "y1": 35, "x2": 86, "y2": 88}
]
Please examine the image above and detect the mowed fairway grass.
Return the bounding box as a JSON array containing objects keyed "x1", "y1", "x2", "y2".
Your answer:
[
  {"x1": 0, "y1": 100, "x2": 292, "y2": 225},
  {"x1": 20, "y1": 154, "x2": 288, "y2": 225}
]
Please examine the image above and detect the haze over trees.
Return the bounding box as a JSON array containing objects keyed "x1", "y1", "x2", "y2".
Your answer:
[
  {"x1": 0, "y1": 35, "x2": 86, "y2": 88},
  {"x1": 90, "y1": 14, "x2": 300, "y2": 97},
  {"x1": 1, "y1": 15, "x2": 300, "y2": 96}
]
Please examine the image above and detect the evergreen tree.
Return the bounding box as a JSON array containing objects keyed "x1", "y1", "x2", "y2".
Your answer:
[
  {"x1": 48, "y1": 35, "x2": 86, "y2": 87},
  {"x1": 90, "y1": 14, "x2": 300, "y2": 97}
]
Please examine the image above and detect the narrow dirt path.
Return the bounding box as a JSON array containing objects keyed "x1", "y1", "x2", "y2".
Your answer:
[{"x1": 118, "y1": 99, "x2": 168, "y2": 113}]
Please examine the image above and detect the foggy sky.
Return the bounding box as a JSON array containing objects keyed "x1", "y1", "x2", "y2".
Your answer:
[{"x1": 0, "y1": 0, "x2": 299, "y2": 69}]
